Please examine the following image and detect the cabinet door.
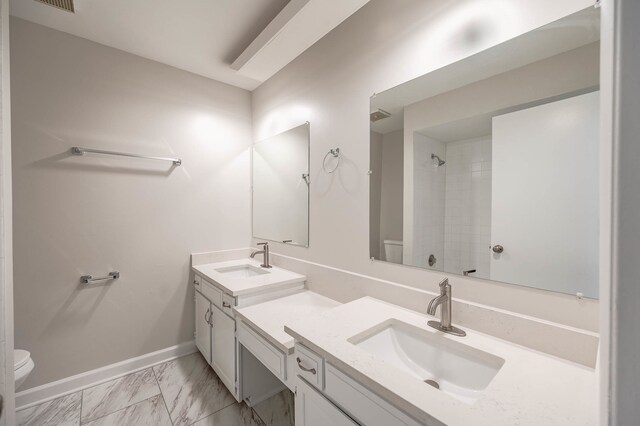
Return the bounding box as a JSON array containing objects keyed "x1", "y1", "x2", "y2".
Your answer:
[
  {"x1": 296, "y1": 378, "x2": 357, "y2": 426},
  {"x1": 195, "y1": 291, "x2": 212, "y2": 363},
  {"x1": 211, "y1": 305, "x2": 236, "y2": 394}
]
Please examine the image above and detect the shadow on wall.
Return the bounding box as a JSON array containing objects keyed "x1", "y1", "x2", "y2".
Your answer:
[
  {"x1": 42, "y1": 280, "x2": 111, "y2": 337},
  {"x1": 30, "y1": 151, "x2": 178, "y2": 177},
  {"x1": 19, "y1": 123, "x2": 180, "y2": 177}
]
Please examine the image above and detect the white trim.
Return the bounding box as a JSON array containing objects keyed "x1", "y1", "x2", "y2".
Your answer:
[{"x1": 16, "y1": 341, "x2": 197, "y2": 410}]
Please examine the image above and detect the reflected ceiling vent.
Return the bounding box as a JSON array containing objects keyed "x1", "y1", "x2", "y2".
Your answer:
[
  {"x1": 34, "y1": 0, "x2": 75, "y2": 13},
  {"x1": 370, "y1": 109, "x2": 391, "y2": 122}
]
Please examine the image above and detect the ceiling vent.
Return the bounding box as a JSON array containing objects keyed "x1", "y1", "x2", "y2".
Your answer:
[
  {"x1": 34, "y1": 0, "x2": 75, "y2": 13},
  {"x1": 370, "y1": 109, "x2": 391, "y2": 122}
]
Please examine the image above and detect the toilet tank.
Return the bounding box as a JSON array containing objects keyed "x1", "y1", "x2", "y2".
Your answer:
[{"x1": 383, "y1": 240, "x2": 403, "y2": 264}]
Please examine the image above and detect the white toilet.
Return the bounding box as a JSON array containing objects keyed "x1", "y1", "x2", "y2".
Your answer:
[
  {"x1": 14, "y1": 349, "x2": 34, "y2": 390},
  {"x1": 383, "y1": 240, "x2": 403, "y2": 264}
]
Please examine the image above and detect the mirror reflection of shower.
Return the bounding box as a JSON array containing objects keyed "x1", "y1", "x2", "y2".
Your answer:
[{"x1": 431, "y1": 153, "x2": 446, "y2": 167}]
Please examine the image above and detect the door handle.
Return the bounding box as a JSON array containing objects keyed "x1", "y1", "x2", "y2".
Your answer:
[
  {"x1": 296, "y1": 357, "x2": 317, "y2": 375},
  {"x1": 492, "y1": 245, "x2": 504, "y2": 254}
]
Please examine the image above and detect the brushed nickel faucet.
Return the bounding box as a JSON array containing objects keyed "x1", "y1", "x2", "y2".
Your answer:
[
  {"x1": 250, "y1": 242, "x2": 272, "y2": 268},
  {"x1": 426, "y1": 278, "x2": 466, "y2": 337}
]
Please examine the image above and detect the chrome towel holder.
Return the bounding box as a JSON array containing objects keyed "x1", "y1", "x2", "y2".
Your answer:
[
  {"x1": 71, "y1": 147, "x2": 182, "y2": 166},
  {"x1": 81, "y1": 271, "x2": 120, "y2": 284},
  {"x1": 322, "y1": 148, "x2": 340, "y2": 173}
]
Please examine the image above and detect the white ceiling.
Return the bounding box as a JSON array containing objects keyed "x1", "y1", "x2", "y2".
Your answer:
[{"x1": 10, "y1": 0, "x2": 290, "y2": 90}]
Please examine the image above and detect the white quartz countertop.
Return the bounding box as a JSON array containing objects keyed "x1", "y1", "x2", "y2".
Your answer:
[
  {"x1": 192, "y1": 259, "x2": 305, "y2": 297},
  {"x1": 284, "y1": 297, "x2": 597, "y2": 426},
  {"x1": 234, "y1": 290, "x2": 341, "y2": 354}
]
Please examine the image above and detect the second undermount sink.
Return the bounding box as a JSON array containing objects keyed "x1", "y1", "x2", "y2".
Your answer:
[
  {"x1": 214, "y1": 264, "x2": 270, "y2": 278},
  {"x1": 349, "y1": 319, "x2": 504, "y2": 403}
]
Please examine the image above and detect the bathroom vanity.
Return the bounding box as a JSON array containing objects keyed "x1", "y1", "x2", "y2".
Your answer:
[
  {"x1": 191, "y1": 258, "x2": 306, "y2": 400},
  {"x1": 191, "y1": 253, "x2": 597, "y2": 425},
  {"x1": 285, "y1": 297, "x2": 597, "y2": 426},
  {"x1": 191, "y1": 250, "x2": 597, "y2": 426}
]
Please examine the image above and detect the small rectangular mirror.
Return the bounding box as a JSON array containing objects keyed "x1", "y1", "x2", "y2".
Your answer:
[
  {"x1": 253, "y1": 123, "x2": 310, "y2": 247},
  {"x1": 370, "y1": 8, "x2": 600, "y2": 298}
]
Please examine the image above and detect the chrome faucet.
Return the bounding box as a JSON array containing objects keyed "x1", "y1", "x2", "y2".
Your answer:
[
  {"x1": 250, "y1": 242, "x2": 272, "y2": 268},
  {"x1": 426, "y1": 278, "x2": 466, "y2": 336}
]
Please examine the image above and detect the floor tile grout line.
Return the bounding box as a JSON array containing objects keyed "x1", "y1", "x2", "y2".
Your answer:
[
  {"x1": 19, "y1": 355, "x2": 195, "y2": 426},
  {"x1": 151, "y1": 364, "x2": 175, "y2": 426},
  {"x1": 79, "y1": 368, "x2": 161, "y2": 425},
  {"x1": 79, "y1": 389, "x2": 84, "y2": 425},
  {"x1": 252, "y1": 405, "x2": 268, "y2": 426},
  {"x1": 23, "y1": 353, "x2": 248, "y2": 426},
  {"x1": 77, "y1": 393, "x2": 167, "y2": 426},
  {"x1": 25, "y1": 353, "x2": 195, "y2": 416},
  {"x1": 187, "y1": 399, "x2": 238, "y2": 426}
]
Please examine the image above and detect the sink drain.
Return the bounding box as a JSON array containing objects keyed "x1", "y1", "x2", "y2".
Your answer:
[{"x1": 424, "y1": 379, "x2": 440, "y2": 389}]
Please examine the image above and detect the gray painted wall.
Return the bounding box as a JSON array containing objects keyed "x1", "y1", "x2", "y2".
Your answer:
[{"x1": 10, "y1": 18, "x2": 253, "y2": 389}]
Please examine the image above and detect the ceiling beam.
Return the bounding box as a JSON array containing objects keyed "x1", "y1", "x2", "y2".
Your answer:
[{"x1": 231, "y1": 0, "x2": 371, "y2": 83}]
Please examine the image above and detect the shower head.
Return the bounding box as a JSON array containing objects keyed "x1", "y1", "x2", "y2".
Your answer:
[{"x1": 431, "y1": 153, "x2": 445, "y2": 166}]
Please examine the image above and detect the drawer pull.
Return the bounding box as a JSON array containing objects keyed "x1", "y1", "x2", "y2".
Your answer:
[
  {"x1": 296, "y1": 357, "x2": 316, "y2": 375},
  {"x1": 222, "y1": 302, "x2": 232, "y2": 308},
  {"x1": 193, "y1": 279, "x2": 198, "y2": 285}
]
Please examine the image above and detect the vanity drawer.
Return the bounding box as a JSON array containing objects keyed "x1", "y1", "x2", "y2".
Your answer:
[
  {"x1": 296, "y1": 345, "x2": 324, "y2": 390},
  {"x1": 237, "y1": 321, "x2": 286, "y2": 381},
  {"x1": 200, "y1": 278, "x2": 223, "y2": 308},
  {"x1": 222, "y1": 294, "x2": 236, "y2": 317},
  {"x1": 324, "y1": 364, "x2": 422, "y2": 426}
]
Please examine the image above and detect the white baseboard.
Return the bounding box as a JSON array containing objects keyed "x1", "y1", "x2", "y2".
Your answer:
[{"x1": 16, "y1": 341, "x2": 197, "y2": 410}]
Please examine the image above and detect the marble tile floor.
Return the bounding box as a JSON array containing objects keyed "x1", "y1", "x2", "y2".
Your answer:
[{"x1": 16, "y1": 352, "x2": 295, "y2": 426}]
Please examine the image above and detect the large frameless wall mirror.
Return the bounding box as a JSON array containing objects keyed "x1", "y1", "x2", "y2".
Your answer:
[
  {"x1": 369, "y1": 7, "x2": 600, "y2": 298},
  {"x1": 253, "y1": 122, "x2": 310, "y2": 247}
]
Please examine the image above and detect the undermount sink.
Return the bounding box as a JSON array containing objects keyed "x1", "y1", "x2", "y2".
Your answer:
[
  {"x1": 214, "y1": 264, "x2": 270, "y2": 278},
  {"x1": 349, "y1": 319, "x2": 504, "y2": 403}
]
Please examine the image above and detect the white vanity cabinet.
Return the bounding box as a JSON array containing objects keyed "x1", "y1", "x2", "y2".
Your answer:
[
  {"x1": 296, "y1": 376, "x2": 358, "y2": 426},
  {"x1": 193, "y1": 276, "x2": 237, "y2": 397},
  {"x1": 191, "y1": 264, "x2": 306, "y2": 401},
  {"x1": 195, "y1": 290, "x2": 212, "y2": 363},
  {"x1": 294, "y1": 344, "x2": 424, "y2": 426},
  {"x1": 210, "y1": 303, "x2": 236, "y2": 391}
]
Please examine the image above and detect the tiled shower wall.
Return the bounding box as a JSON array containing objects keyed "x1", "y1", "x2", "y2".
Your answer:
[
  {"x1": 412, "y1": 133, "x2": 446, "y2": 269},
  {"x1": 413, "y1": 134, "x2": 492, "y2": 278},
  {"x1": 443, "y1": 136, "x2": 492, "y2": 279}
]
